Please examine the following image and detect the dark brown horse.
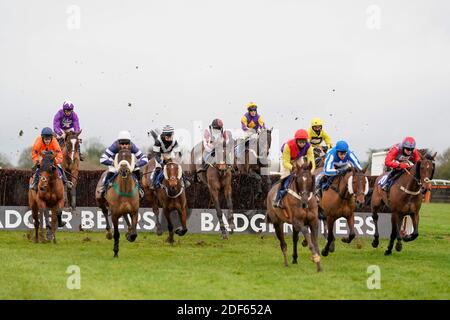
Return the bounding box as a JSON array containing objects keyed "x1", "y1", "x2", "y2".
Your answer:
[
  {"x1": 371, "y1": 152, "x2": 436, "y2": 255},
  {"x1": 190, "y1": 137, "x2": 236, "y2": 239},
  {"x1": 235, "y1": 128, "x2": 273, "y2": 197},
  {"x1": 95, "y1": 149, "x2": 139, "y2": 258},
  {"x1": 266, "y1": 160, "x2": 322, "y2": 271},
  {"x1": 61, "y1": 130, "x2": 81, "y2": 209},
  {"x1": 318, "y1": 166, "x2": 369, "y2": 256},
  {"x1": 28, "y1": 151, "x2": 65, "y2": 243},
  {"x1": 142, "y1": 159, "x2": 188, "y2": 244}
]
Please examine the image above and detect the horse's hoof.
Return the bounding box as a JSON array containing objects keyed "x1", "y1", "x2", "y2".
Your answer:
[
  {"x1": 316, "y1": 265, "x2": 322, "y2": 273},
  {"x1": 321, "y1": 249, "x2": 329, "y2": 257},
  {"x1": 329, "y1": 243, "x2": 335, "y2": 253},
  {"x1": 127, "y1": 234, "x2": 137, "y2": 242},
  {"x1": 301, "y1": 239, "x2": 308, "y2": 247},
  {"x1": 166, "y1": 237, "x2": 174, "y2": 245},
  {"x1": 292, "y1": 260, "x2": 298, "y2": 265},
  {"x1": 372, "y1": 239, "x2": 379, "y2": 248},
  {"x1": 384, "y1": 250, "x2": 392, "y2": 256},
  {"x1": 395, "y1": 242, "x2": 402, "y2": 252},
  {"x1": 114, "y1": 254, "x2": 118, "y2": 258},
  {"x1": 53, "y1": 239, "x2": 57, "y2": 244},
  {"x1": 156, "y1": 228, "x2": 163, "y2": 236},
  {"x1": 221, "y1": 233, "x2": 228, "y2": 240},
  {"x1": 106, "y1": 231, "x2": 113, "y2": 240}
]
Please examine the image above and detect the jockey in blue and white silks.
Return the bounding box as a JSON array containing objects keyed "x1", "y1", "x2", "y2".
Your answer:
[
  {"x1": 99, "y1": 130, "x2": 148, "y2": 198},
  {"x1": 315, "y1": 140, "x2": 363, "y2": 193}
]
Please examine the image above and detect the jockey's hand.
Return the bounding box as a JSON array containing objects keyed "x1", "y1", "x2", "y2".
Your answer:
[{"x1": 399, "y1": 162, "x2": 411, "y2": 170}]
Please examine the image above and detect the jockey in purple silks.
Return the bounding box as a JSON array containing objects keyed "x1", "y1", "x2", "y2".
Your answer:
[{"x1": 53, "y1": 100, "x2": 84, "y2": 161}]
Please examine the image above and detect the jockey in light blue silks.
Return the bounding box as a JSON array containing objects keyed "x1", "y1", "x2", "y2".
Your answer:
[
  {"x1": 99, "y1": 130, "x2": 148, "y2": 198},
  {"x1": 315, "y1": 140, "x2": 363, "y2": 199}
]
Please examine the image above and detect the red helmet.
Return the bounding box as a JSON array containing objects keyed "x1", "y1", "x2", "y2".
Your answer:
[
  {"x1": 401, "y1": 137, "x2": 416, "y2": 149},
  {"x1": 294, "y1": 129, "x2": 309, "y2": 141}
]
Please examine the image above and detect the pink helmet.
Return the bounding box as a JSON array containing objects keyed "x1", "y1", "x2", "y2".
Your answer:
[{"x1": 401, "y1": 137, "x2": 416, "y2": 149}]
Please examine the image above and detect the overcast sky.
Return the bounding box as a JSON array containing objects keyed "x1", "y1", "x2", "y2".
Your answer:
[{"x1": 1, "y1": 0, "x2": 449, "y2": 165}]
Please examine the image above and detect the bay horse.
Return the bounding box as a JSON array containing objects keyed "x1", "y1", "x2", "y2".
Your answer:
[
  {"x1": 142, "y1": 159, "x2": 188, "y2": 244},
  {"x1": 61, "y1": 130, "x2": 81, "y2": 209},
  {"x1": 235, "y1": 128, "x2": 273, "y2": 197},
  {"x1": 190, "y1": 136, "x2": 236, "y2": 239},
  {"x1": 95, "y1": 149, "x2": 139, "y2": 258},
  {"x1": 266, "y1": 160, "x2": 322, "y2": 271},
  {"x1": 28, "y1": 151, "x2": 65, "y2": 243},
  {"x1": 371, "y1": 152, "x2": 436, "y2": 255},
  {"x1": 318, "y1": 165, "x2": 369, "y2": 257}
]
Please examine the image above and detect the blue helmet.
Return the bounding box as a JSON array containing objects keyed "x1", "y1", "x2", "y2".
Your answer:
[
  {"x1": 41, "y1": 127, "x2": 54, "y2": 138},
  {"x1": 335, "y1": 140, "x2": 349, "y2": 153}
]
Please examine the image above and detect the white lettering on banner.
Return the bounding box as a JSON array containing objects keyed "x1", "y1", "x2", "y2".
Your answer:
[
  {"x1": 250, "y1": 214, "x2": 265, "y2": 232},
  {"x1": 142, "y1": 211, "x2": 155, "y2": 230},
  {"x1": 201, "y1": 213, "x2": 215, "y2": 231},
  {"x1": 81, "y1": 211, "x2": 95, "y2": 229},
  {"x1": 234, "y1": 214, "x2": 249, "y2": 232},
  {"x1": 365, "y1": 217, "x2": 375, "y2": 235},
  {"x1": 62, "y1": 211, "x2": 72, "y2": 229},
  {"x1": 354, "y1": 216, "x2": 364, "y2": 234},
  {"x1": 0, "y1": 215, "x2": 3, "y2": 228},
  {"x1": 283, "y1": 223, "x2": 293, "y2": 233},
  {"x1": 335, "y1": 218, "x2": 347, "y2": 234},
  {"x1": 97, "y1": 212, "x2": 107, "y2": 229},
  {"x1": 6, "y1": 210, "x2": 21, "y2": 228},
  {"x1": 24, "y1": 211, "x2": 34, "y2": 228}
]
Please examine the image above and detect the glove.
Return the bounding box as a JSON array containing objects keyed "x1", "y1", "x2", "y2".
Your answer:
[
  {"x1": 336, "y1": 168, "x2": 346, "y2": 175},
  {"x1": 399, "y1": 162, "x2": 411, "y2": 170}
]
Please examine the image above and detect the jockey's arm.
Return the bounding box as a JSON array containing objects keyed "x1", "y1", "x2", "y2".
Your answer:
[
  {"x1": 322, "y1": 130, "x2": 332, "y2": 149},
  {"x1": 152, "y1": 140, "x2": 162, "y2": 163},
  {"x1": 100, "y1": 145, "x2": 115, "y2": 166},
  {"x1": 53, "y1": 111, "x2": 63, "y2": 136},
  {"x1": 258, "y1": 116, "x2": 266, "y2": 130},
  {"x1": 348, "y1": 151, "x2": 363, "y2": 171},
  {"x1": 306, "y1": 146, "x2": 316, "y2": 172},
  {"x1": 72, "y1": 112, "x2": 81, "y2": 133},
  {"x1": 241, "y1": 115, "x2": 249, "y2": 131},
  {"x1": 282, "y1": 144, "x2": 293, "y2": 171},
  {"x1": 132, "y1": 144, "x2": 149, "y2": 167},
  {"x1": 52, "y1": 140, "x2": 63, "y2": 165},
  {"x1": 385, "y1": 147, "x2": 400, "y2": 169},
  {"x1": 324, "y1": 154, "x2": 338, "y2": 176},
  {"x1": 31, "y1": 138, "x2": 42, "y2": 165}
]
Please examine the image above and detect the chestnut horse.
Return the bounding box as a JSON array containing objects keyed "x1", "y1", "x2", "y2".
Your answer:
[
  {"x1": 190, "y1": 137, "x2": 236, "y2": 239},
  {"x1": 235, "y1": 128, "x2": 273, "y2": 197},
  {"x1": 61, "y1": 130, "x2": 81, "y2": 209},
  {"x1": 95, "y1": 149, "x2": 139, "y2": 258},
  {"x1": 266, "y1": 160, "x2": 322, "y2": 271},
  {"x1": 318, "y1": 166, "x2": 369, "y2": 257},
  {"x1": 142, "y1": 159, "x2": 188, "y2": 244},
  {"x1": 28, "y1": 151, "x2": 65, "y2": 243},
  {"x1": 371, "y1": 152, "x2": 436, "y2": 255}
]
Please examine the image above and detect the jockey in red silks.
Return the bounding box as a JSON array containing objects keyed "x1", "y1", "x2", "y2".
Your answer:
[
  {"x1": 53, "y1": 100, "x2": 84, "y2": 160},
  {"x1": 382, "y1": 136, "x2": 421, "y2": 191}
]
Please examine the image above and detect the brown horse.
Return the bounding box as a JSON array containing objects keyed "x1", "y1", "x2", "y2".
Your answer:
[
  {"x1": 95, "y1": 148, "x2": 139, "y2": 258},
  {"x1": 266, "y1": 160, "x2": 322, "y2": 271},
  {"x1": 61, "y1": 130, "x2": 81, "y2": 209},
  {"x1": 313, "y1": 146, "x2": 328, "y2": 169},
  {"x1": 28, "y1": 151, "x2": 65, "y2": 243},
  {"x1": 235, "y1": 128, "x2": 273, "y2": 197},
  {"x1": 190, "y1": 137, "x2": 236, "y2": 239},
  {"x1": 142, "y1": 159, "x2": 188, "y2": 244},
  {"x1": 371, "y1": 152, "x2": 436, "y2": 255},
  {"x1": 318, "y1": 166, "x2": 369, "y2": 257}
]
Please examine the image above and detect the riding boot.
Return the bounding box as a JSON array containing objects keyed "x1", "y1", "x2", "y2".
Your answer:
[
  {"x1": 132, "y1": 171, "x2": 144, "y2": 198},
  {"x1": 57, "y1": 212, "x2": 66, "y2": 228},
  {"x1": 152, "y1": 167, "x2": 162, "y2": 189},
  {"x1": 78, "y1": 144, "x2": 84, "y2": 161},
  {"x1": 101, "y1": 172, "x2": 115, "y2": 198},
  {"x1": 273, "y1": 177, "x2": 288, "y2": 208},
  {"x1": 318, "y1": 206, "x2": 326, "y2": 221},
  {"x1": 182, "y1": 174, "x2": 191, "y2": 188},
  {"x1": 30, "y1": 166, "x2": 40, "y2": 190}
]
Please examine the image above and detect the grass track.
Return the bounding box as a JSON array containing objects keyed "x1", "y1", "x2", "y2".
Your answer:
[{"x1": 0, "y1": 203, "x2": 449, "y2": 300}]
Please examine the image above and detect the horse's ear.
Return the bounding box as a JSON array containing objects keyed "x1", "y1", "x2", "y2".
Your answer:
[
  {"x1": 362, "y1": 164, "x2": 369, "y2": 174},
  {"x1": 269, "y1": 127, "x2": 273, "y2": 133},
  {"x1": 432, "y1": 152, "x2": 437, "y2": 161},
  {"x1": 78, "y1": 129, "x2": 82, "y2": 136}
]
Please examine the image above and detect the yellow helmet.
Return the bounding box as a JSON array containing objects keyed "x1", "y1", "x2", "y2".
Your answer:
[
  {"x1": 311, "y1": 117, "x2": 323, "y2": 127},
  {"x1": 246, "y1": 102, "x2": 257, "y2": 110}
]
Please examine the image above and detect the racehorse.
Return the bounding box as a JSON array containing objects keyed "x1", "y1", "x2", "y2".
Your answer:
[
  {"x1": 95, "y1": 148, "x2": 139, "y2": 258},
  {"x1": 318, "y1": 165, "x2": 369, "y2": 257},
  {"x1": 313, "y1": 146, "x2": 328, "y2": 169},
  {"x1": 190, "y1": 135, "x2": 236, "y2": 239},
  {"x1": 28, "y1": 151, "x2": 65, "y2": 243},
  {"x1": 371, "y1": 152, "x2": 436, "y2": 255},
  {"x1": 235, "y1": 128, "x2": 273, "y2": 197},
  {"x1": 266, "y1": 159, "x2": 322, "y2": 271},
  {"x1": 61, "y1": 130, "x2": 81, "y2": 209},
  {"x1": 142, "y1": 158, "x2": 188, "y2": 244}
]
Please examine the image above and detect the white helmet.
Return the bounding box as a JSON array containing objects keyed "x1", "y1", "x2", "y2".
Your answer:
[{"x1": 117, "y1": 130, "x2": 132, "y2": 141}]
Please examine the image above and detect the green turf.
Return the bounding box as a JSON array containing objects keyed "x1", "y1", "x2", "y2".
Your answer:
[{"x1": 0, "y1": 203, "x2": 449, "y2": 300}]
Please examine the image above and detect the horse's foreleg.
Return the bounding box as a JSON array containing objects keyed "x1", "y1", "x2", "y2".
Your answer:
[
  {"x1": 308, "y1": 218, "x2": 322, "y2": 272},
  {"x1": 101, "y1": 206, "x2": 112, "y2": 240},
  {"x1": 50, "y1": 208, "x2": 58, "y2": 244},
  {"x1": 274, "y1": 223, "x2": 288, "y2": 267},
  {"x1": 175, "y1": 206, "x2": 188, "y2": 237},
  {"x1": 385, "y1": 213, "x2": 399, "y2": 256},
  {"x1": 70, "y1": 186, "x2": 76, "y2": 210},
  {"x1": 403, "y1": 212, "x2": 420, "y2": 242},
  {"x1": 211, "y1": 189, "x2": 228, "y2": 240},
  {"x1": 224, "y1": 185, "x2": 235, "y2": 234},
  {"x1": 292, "y1": 226, "x2": 300, "y2": 265},
  {"x1": 126, "y1": 212, "x2": 138, "y2": 243},
  {"x1": 371, "y1": 210, "x2": 380, "y2": 248},
  {"x1": 322, "y1": 216, "x2": 335, "y2": 257},
  {"x1": 32, "y1": 207, "x2": 39, "y2": 243},
  {"x1": 163, "y1": 208, "x2": 174, "y2": 245},
  {"x1": 395, "y1": 215, "x2": 404, "y2": 252},
  {"x1": 123, "y1": 214, "x2": 132, "y2": 236},
  {"x1": 112, "y1": 215, "x2": 120, "y2": 258},
  {"x1": 342, "y1": 214, "x2": 356, "y2": 244}
]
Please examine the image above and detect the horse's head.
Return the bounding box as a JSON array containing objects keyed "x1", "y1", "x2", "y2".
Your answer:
[
  {"x1": 416, "y1": 151, "x2": 437, "y2": 191},
  {"x1": 163, "y1": 161, "x2": 183, "y2": 193},
  {"x1": 39, "y1": 151, "x2": 56, "y2": 192},
  {"x1": 347, "y1": 165, "x2": 369, "y2": 209},
  {"x1": 213, "y1": 136, "x2": 234, "y2": 175},
  {"x1": 65, "y1": 130, "x2": 81, "y2": 161},
  {"x1": 292, "y1": 159, "x2": 314, "y2": 209},
  {"x1": 114, "y1": 149, "x2": 135, "y2": 179},
  {"x1": 257, "y1": 128, "x2": 272, "y2": 158}
]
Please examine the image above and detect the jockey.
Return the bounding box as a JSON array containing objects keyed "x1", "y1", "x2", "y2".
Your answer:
[
  {"x1": 202, "y1": 118, "x2": 230, "y2": 168},
  {"x1": 237, "y1": 102, "x2": 266, "y2": 156},
  {"x1": 308, "y1": 117, "x2": 333, "y2": 150},
  {"x1": 381, "y1": 136, "x2": 421, "y2": 192},
  {"x1": 29, "y1": 127, "x2": 67, "y2": 227},
  {"x1": 273, "y1": 129, "x2": 315, "y2": 208},
  {"x1": 151, "y1": 125, "x2": 190, "y2": 189},
  {"x1": 315, "y1": 140, "x2": 363, "y2": 198},
  {"x1": 99, "y1": 130, "x2": 148, "y2": 198},
  {"x1": 53, "y1": 100, "x2": 84, "y2": 161}
]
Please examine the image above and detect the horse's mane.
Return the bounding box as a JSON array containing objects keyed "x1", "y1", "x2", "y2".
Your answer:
[{"x1": 41, "y1": 152, "x2": 54, "y2": 172}]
